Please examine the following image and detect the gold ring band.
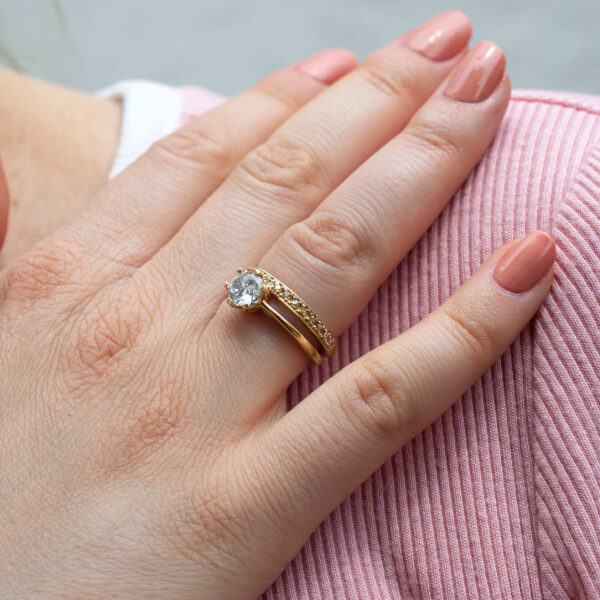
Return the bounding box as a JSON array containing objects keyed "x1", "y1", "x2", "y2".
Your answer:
[{"x1": 225, "y1": 267, "x2": 337, "y2": 365}]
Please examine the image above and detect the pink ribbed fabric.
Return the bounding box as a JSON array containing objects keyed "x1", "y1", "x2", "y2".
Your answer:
[{"x1": 180, "y1": 87, "x2": 600, "y2": 599}]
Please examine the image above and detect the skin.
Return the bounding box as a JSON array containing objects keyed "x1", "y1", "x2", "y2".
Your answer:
[
  {"x1": 0, "y1": 12, "x2": 555, "y2": 600},
  {"x1": 0, "y1": 66, "x2": 121, "y2": 266}
]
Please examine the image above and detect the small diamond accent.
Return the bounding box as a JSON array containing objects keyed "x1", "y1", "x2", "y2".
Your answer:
[
  {"x1": 316, "y1": 323, "x2": 323, "y2": 331},
  {"x1": 228, "y1": 271, "x2": 263, "y2": 309},
  {"x1": 309, "y1": 315, "x2": 316, "y2": 323},
  {"x1": 300, "y1": 307, "x2": 308, "y2": 315}
]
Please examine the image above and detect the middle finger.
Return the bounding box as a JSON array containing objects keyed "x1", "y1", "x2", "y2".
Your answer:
[{"x1": 146, "y1": 11, "x2": 471, "y2": 321}]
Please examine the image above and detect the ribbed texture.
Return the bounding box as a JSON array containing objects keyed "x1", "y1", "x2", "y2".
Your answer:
[
  {"x1": 260, "y1": 91, "x2": 600, "y2": 599},
  {"x1": 534, "y1": 143, "x2": 600, "y2": 599}
]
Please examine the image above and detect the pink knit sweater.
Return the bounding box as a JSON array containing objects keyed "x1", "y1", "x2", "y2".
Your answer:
[{"x1": 177, "y1": 87, "x2": 600, "y2": 599}]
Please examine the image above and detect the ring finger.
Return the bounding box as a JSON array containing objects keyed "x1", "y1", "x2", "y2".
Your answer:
[{"x1": 207, "y1": 41, "x2": 510, "y2": 417}]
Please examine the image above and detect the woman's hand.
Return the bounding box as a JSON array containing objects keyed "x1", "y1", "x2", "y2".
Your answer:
[{"x1": 0, "y1": 12, "x2": 555, "y2": 600}]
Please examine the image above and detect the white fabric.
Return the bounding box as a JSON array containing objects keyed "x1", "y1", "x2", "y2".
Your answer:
[{"x1": 97, "y1": 80, "x2": 183, "y2": 179}]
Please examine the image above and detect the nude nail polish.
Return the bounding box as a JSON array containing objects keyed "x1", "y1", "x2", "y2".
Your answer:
[
  {"x1": 442, "y1": 41, "x2": 506, "y2": 102},
  {"x1": 293, "y1": 49, "x2": 357, "y2": 84},
  {"x1": 493, "y1": 231, "x2": 556, "y2": 293},
  {"x1": 402, "y1": 10, "x2": 471, "y2": 61}
]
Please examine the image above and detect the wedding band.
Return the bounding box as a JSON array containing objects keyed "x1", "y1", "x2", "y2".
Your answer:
[{"x1": 225, "y1": 267, "x2": 337, "y2": 366}]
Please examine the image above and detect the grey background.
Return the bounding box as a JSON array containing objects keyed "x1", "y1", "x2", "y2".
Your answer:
[{"x1": 1, "y1": 0, "x2": 599, "y2": 96}]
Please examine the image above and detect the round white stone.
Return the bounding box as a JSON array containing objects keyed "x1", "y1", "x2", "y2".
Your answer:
[{"x1": 228, "y1": 271, "x2": 263, "y2": 308}]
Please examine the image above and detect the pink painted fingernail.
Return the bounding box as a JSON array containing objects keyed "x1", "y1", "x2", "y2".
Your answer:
[
  {"x1": 493, "y1": 231, "x2": 556, "y2": 293},
  {"x1": 402, "y1": 10, "x2": 472, "y2": 61},
  {"x1": 442, "y1": 41, "x2": 506, "y2": 102},
  {"x1": 293, "y1": 49, "x2": 357, "y2": 84}
]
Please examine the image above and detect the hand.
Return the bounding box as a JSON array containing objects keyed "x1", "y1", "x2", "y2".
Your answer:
[
  {"x1": 0, "y1": 66, "x2": 121, "y2": 265},
  {"x1": 0, "y1": 12, "x2": 556, "y2": 600}
]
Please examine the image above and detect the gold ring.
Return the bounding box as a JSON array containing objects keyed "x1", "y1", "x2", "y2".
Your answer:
[{"x1": 225, "y1": 267, "x2": 337, "y2": 366}]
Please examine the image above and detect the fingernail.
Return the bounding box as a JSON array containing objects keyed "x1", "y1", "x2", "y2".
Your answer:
[
  {"x1": 401, "y1": 10, "x2": 471, "y2": 61},
  {"x1": 493, "y1": 231, "x2": 556, "y2": 293},
  {"x1": 293, "y1": 49, "x2": 357, "y2": 84},
  {"x1": 442, "y1": 41, "x2": 506, "y2": 102}
]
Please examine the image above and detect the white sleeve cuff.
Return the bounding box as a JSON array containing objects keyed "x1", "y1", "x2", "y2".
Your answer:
[{"x1": 96, "y1": 80, "x2": 183, "y2": 179}]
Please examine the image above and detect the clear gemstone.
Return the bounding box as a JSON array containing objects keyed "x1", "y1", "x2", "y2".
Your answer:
[
  {"x1": 316, "y1": 323, "x2": 323, "y2": 331},
  {"x1": 228, "y1": 271, "x2": 263, "y2": 308},
  {"x1": 300, "y1": 307, "x2": 308, "y2": 314},
  {"x1": 309, "y1": 315, "x2": 316, "y2": 323}
]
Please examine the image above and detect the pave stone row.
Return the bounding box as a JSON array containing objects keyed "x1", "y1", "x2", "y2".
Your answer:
[{"x1": 250, "y1": 267, "x2": 336, "y2": 352}]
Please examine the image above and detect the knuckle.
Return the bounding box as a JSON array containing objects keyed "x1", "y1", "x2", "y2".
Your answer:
[
  {"x1": 3, "y1": 235, "x2": 86, "y2": 304},
  {"x1": 438, "y1": 304, "x2": 497, "y2": 364},
  {"x1": 238, "y1": 136, "x2": 324, "y2": 196},
  {"x1": 62, "y1": 279, "x2": 156, "y2": 380},
  {"x1": 345, "y1": 357, "x2": 417, "y2": 440},
  {"x1": 254, "y1": 70, "x2": 307, "y2": 113},
  {"x1": 403, "y1": 119, "x2": 464, "y2": 164},
  {"x1": 150, "y1": 119, "x2": 234, "y2": 179},
  {"x1": 359, "y1": 56, "x2": 422, "y2": 101},
  {"x1": 285, "y1": 211, "x2": 369, "y2": 273}
]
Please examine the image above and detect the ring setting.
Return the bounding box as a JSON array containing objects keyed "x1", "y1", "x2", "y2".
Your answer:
[
  {"x1": 226, "y1": 267, "x2": 337, "y2": 365},
  {"x1": 226, "y1": 270, "x2": 266, "y2": 310}
]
